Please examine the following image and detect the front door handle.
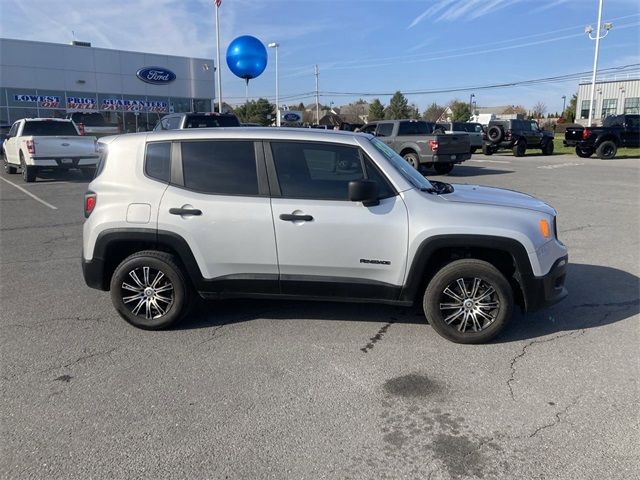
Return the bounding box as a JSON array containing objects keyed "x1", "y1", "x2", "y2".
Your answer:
[
  {"x1": 279, "y1": 213, "x2": 313, "y2": 222},
  {"x1": 169, "y1": 207, "x2": 202, "y2": 216}
]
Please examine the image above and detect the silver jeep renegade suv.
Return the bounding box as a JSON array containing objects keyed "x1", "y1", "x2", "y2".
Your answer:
[{"x1": 82, "y1": 128, "x2": 567, "y2": 344}]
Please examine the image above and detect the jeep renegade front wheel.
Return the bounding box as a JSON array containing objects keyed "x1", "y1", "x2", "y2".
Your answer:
[
  {"x1": 423, "y1": 259, "x2": 513, "y2": 344},
  {"x1": 110, "y1": 250, "x2": 191, "y2": 330}
]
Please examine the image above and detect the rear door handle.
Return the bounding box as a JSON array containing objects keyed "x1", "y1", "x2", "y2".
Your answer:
[
  {"x1": 169, "y1": 207, "x2": 202, "y2": 216},
  {"x1": 279, "y1": 213, "x2": 313, "y2": 222}
]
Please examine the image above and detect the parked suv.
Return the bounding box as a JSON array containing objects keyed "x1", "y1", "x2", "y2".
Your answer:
[
  {"x1": 153, "y1": 112, "x2": 240, "y2": 130},
  {"x1": 483, "y1": 119, "x2": 554, "y2": 157},
  {"x1": 83, "y1": 128, "x2": 567, "y2": 344}
]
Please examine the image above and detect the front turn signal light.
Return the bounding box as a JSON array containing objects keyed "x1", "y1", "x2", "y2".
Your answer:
[{"x1": 539, "y1": 219, "x2": 550, "y2": 238}]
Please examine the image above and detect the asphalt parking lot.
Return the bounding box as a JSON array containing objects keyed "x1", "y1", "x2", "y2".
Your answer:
[{"x1": 1, "y1": 151, "x2": 638, "y2": 480}]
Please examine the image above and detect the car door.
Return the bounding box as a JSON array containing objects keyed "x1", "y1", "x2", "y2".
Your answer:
[
  {"x1": 157, "y1": 139, "x2": 279, "y2": 294},
  {"x1": 4, "y1": 122, "x2": 20, "y2": 164},
  {"x1": 267, "y1": 140, "x2": 409, "y2": 300}
]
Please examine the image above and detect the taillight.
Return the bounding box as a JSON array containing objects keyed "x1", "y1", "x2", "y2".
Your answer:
[
  {"x1": 84, "y1": 192, "x2": 97, "y2": 218},
  {"x1": 505, "y1": 130, "x2": 512, "y2": 140},
  {"x1": 582, "y1": 128, "x2": 591, "y2": 139},
  {"x1": 26, "y1": 140, "x2": 35, "y2": 155},
  {"x1": 77, "y1": 123, "x2": 85, "y2": 135},
  {"x1": 428, "y1": 139, "x2": 439, "y2": 152}
]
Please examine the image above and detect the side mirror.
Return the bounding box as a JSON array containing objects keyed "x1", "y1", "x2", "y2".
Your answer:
[{"x1": 348, "y1": 180, "x2": 379, "y2": 207}]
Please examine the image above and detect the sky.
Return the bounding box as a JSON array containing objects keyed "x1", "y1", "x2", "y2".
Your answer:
[{"x1": 1, "y1": 0, "x2": 639, "y2": 114}]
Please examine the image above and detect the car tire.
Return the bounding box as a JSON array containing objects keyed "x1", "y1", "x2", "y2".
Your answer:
[
  {"x1": 482, "y1": 144, "x2": 493, "y2": 156},
  {"x1": 575, "y1": 147, "x2": 593, "y2": 158},
  {"x1": 20, "y1": 153, "x2": 36, "y2": 183},
  {"x1": 403, "y1": 152, "x2": 420, "y2": 170},
  {"x1": 434, "y1": 163, "x2": 454, "y2": 175},
  {"x1": 513, "y1": 141, "x2": 526, "y2": 157},
  {"x1": 3, "y1": 156, "x2": 17, "y2": 174},
  {"x1": 423, "y1": 259, "x2": 513, "y2": 344},
  {"x1": 542, "y1": 140, "x2": 554, "y2": 156},
  {"x1": 110, "y1": 250, "x2": 192, "y2": 330},
  {"x1": 596, "y1": 140, "x2": 617, "y2": 160},
  {"x1": 80, "y1": 167, "x2": 96, "y2": 179},
  {"x1": 487, "y1": 125, "x2": 504, "y2": 143}
]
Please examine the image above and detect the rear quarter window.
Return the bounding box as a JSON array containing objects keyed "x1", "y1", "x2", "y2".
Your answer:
[{"x1": 145, "y1": 142, "x2": 171, "y2": 183}]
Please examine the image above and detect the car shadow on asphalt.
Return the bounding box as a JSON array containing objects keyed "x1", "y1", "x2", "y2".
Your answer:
[
  {"x1": 435, "y1": 166, "x2": 514, "y2": 178},
  {"x1": 496, "y1": 263, "x2": 639, "y2": 343},
  {"x1": 179, "y1": 263, "x2": 639, "y2": 343}
]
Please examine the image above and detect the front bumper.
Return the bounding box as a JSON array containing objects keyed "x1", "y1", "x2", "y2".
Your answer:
[{"x1": 520, "y1": 255, "x2": 568, "y2": 312}]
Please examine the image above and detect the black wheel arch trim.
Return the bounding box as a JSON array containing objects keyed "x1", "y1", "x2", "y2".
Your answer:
[{"x1": 399, "y1": 234, "x2": 533, "y2": 304}]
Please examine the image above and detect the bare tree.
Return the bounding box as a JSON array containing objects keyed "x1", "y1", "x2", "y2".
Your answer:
[{"x1": 532, "y1": 101, "x2": 547, "y2": 120}]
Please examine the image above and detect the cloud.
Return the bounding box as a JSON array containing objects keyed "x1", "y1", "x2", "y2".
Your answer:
[{"x1": 408, "y1": 0, "x2": 523, "y2": 27}]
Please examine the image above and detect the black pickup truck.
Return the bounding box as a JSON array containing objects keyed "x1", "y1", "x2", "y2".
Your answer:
[{"x1": 564, "y1": 114, "x2": 640, "y2": 159}]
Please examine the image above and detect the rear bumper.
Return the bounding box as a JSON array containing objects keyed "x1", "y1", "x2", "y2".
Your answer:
[
  {"x1": 563, "y1": 139, "x2": 578, "y2": 147},
  {"x1": 520, "y1": 255, "x2": 568, "y2": 312},
  {"x1": 82, "y1": 256, "x2": 108, "y2": 290},
  {"x1": 421, "y1": 152, "x2": 471, "y2": 164},
  {"x1": 30, "y1": 156, "x2": 99, "y2": 167}
]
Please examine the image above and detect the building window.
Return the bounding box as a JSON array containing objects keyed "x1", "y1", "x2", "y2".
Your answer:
[
  {"x1": 601, "y1": 99, "x2": 617, "y2": 119},
  {"x1": 580, "y1": 100, "x2": 595, "y2": 120},
  {"x1": 624, "y1": 97, "x2": 639, "y2": 114}
]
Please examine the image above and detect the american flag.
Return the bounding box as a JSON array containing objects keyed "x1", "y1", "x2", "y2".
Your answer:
[{"x1": 215, "y1": 0, "x2": 221, "y2": 6}]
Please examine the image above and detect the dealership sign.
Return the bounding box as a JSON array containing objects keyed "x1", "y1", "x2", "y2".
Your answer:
[
  {"x1": 101, "y1": 98, "x2": 168, "y2": 112},
  {"x1": 136, "y1": 67, "x2": 176, "y2": 84},
  {"x1": 67, "y1": 97, "x2": 97, "y2": 110},
  {"x1": 14, "y1": 94, "x2": 60, "y2": 108}
]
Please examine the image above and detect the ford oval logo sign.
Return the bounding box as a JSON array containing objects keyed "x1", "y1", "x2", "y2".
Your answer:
[
  {"x1": 283, "y1": 112, "x2": 301, "y2": 122},
  {"x1": 136, "y1": 67, "x2": 176, "y2": 85}
]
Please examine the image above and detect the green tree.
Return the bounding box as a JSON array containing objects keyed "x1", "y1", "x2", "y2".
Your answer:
[
  {"x1": 564, "y1": 93, "x2": 577, "y2": 122},
  {"x1": 423, "y1": 102, "x2": 445, "y2": 122},
  {"x1": 408, "y1": 103, "x2": 420, "y2": 119},
  {"x1": 234, "y1": 98, "x2": 275, "y2": 125},
  {"x1": 449, "y1": 100, "x2": 471, "y2": 122},
  {"x1": 368, "y1": 98, "x2": 385, "y2": 121},
  {"x1": 385, "y1": 91, "x2": 410, "y2": 120}
]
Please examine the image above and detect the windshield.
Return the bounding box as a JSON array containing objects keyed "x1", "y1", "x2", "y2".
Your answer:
[
  {"x1": 22, "y1": 121, "x2": 78, "y2": 136},
  {"x1": 370, "y1": 138, "x2": 433, "y2": 191}
]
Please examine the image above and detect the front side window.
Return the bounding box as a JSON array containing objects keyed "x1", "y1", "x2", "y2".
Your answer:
[
  {"x1": 601, "y1": 99, "x2": 617, "y2": 118},
  {"x1": 271, "y1": 142, "x2": 393, "y2": 201},
  {"x1": 145, "y1": 142, "x2": 171, "y2": 183},
  {"x1": 181, "y1": 141, "x2": 258, "y2": 195},
  {"x1": 624, "y1": 97, "x2": 639, "y2": 114}
]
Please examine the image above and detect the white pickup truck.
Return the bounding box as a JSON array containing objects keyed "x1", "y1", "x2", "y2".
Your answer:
[{"x1": 2, "y1": 118, "x2": 100, "y2": 182}]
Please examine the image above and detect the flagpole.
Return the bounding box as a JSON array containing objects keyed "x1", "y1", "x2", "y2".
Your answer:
[{"x1": 215, "y1": 2, "x2": 223, "y2": 113}]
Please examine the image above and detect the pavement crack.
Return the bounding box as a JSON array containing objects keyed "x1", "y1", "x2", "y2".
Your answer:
[
  {"x1": 529, "y1": 398, "x2": 578, "y2": 438},
  {"x1": 507, "y1": 330, "x2": 584, "y2": 401},
  {"x1": 40, "y1": 347, "x2": 118, "y2": 374},
  {"x1": 360, "y1": 320, "x2": 395, "y2": 353},
  {"x1": 197, "y1": 324, "x2": 227, "y2": 346},
  {"x1": 7, "y1": 316, "x2": 107, "y2": 329}
]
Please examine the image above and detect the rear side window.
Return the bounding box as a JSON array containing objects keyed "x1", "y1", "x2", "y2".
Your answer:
[
  {"x1": 397, "y1": 121, "x2": 432, "y2": 135},
  {"x1": 376, "y1": 123, "x2": 394, "y2": 137},
  {"x1": 184, "y1": 115, "x2": 240, "y2": 128},
  {"x1": 22, "y1": 121, "x2": 78, "y2": 136},
  {"x1": 145, "y1": 142, "x2": 171, "y2": 183},
  {"x1": 181, "y1": 141, "x2": 258, "y2": 195}
]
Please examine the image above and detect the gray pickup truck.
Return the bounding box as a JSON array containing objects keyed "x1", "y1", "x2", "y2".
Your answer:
[{"x1": 361, "y1": 120, "x2": 471, "y2": 174}]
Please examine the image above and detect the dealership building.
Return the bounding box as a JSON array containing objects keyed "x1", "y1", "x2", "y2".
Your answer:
[
  {"x1": 575, "y1": 75, "x2": 640, "y2": 125},
  {"x1": 0, "y1": 38, "x2": 216, "y2": 131}
]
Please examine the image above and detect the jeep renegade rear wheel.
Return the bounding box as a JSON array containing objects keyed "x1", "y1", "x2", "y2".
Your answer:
[
  {"x1": 423, "y1": 259, "x2": 513, "y2": 344},
  {"x1": 110, "y1": 250, "x2": 191, "y2": 330}
]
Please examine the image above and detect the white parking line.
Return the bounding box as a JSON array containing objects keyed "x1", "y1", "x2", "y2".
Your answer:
[
  {"x1": 0, "y1": 177, "x2": 58, "y2": 210},
  {"x1": 468, "y1": 159, "x2": 511, "y2": 164},
  {"x1": 538, "y1": 162, "x2": 584, "y2": 170}
]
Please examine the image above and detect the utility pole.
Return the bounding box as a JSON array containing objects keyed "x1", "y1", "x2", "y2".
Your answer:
[
  {"x1": 314, "y1": 64, "x2": 320, "y2": 125},
  {"x1": 561, "y1": 95, "x2": 567, "y2": 117},
  {"x1": 215, "y1": 3, "x2": 223, "y2": 113}
]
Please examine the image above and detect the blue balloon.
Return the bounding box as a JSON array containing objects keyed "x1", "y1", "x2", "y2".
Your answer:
[{"x1": 226, "y1": 35, "x2": 268, "y2": 81}]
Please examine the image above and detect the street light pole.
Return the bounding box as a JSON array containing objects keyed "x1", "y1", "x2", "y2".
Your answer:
[
  {"x1": 585, "y1": 0, "x2": 612, "y2": 126},
  {"x1": 469, "y1": 93, "x2": 475, "y2": 118},
  {"x1": 268, "y1": 42, "x2": 280, "y2": 126},
  {"x1": 561, "y1": 95, "x2": 566, "y2": 117}
]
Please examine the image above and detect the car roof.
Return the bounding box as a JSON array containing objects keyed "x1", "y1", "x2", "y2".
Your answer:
[{"x1": 116, "y1": 127, "x2": 370, "y2": 144}]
